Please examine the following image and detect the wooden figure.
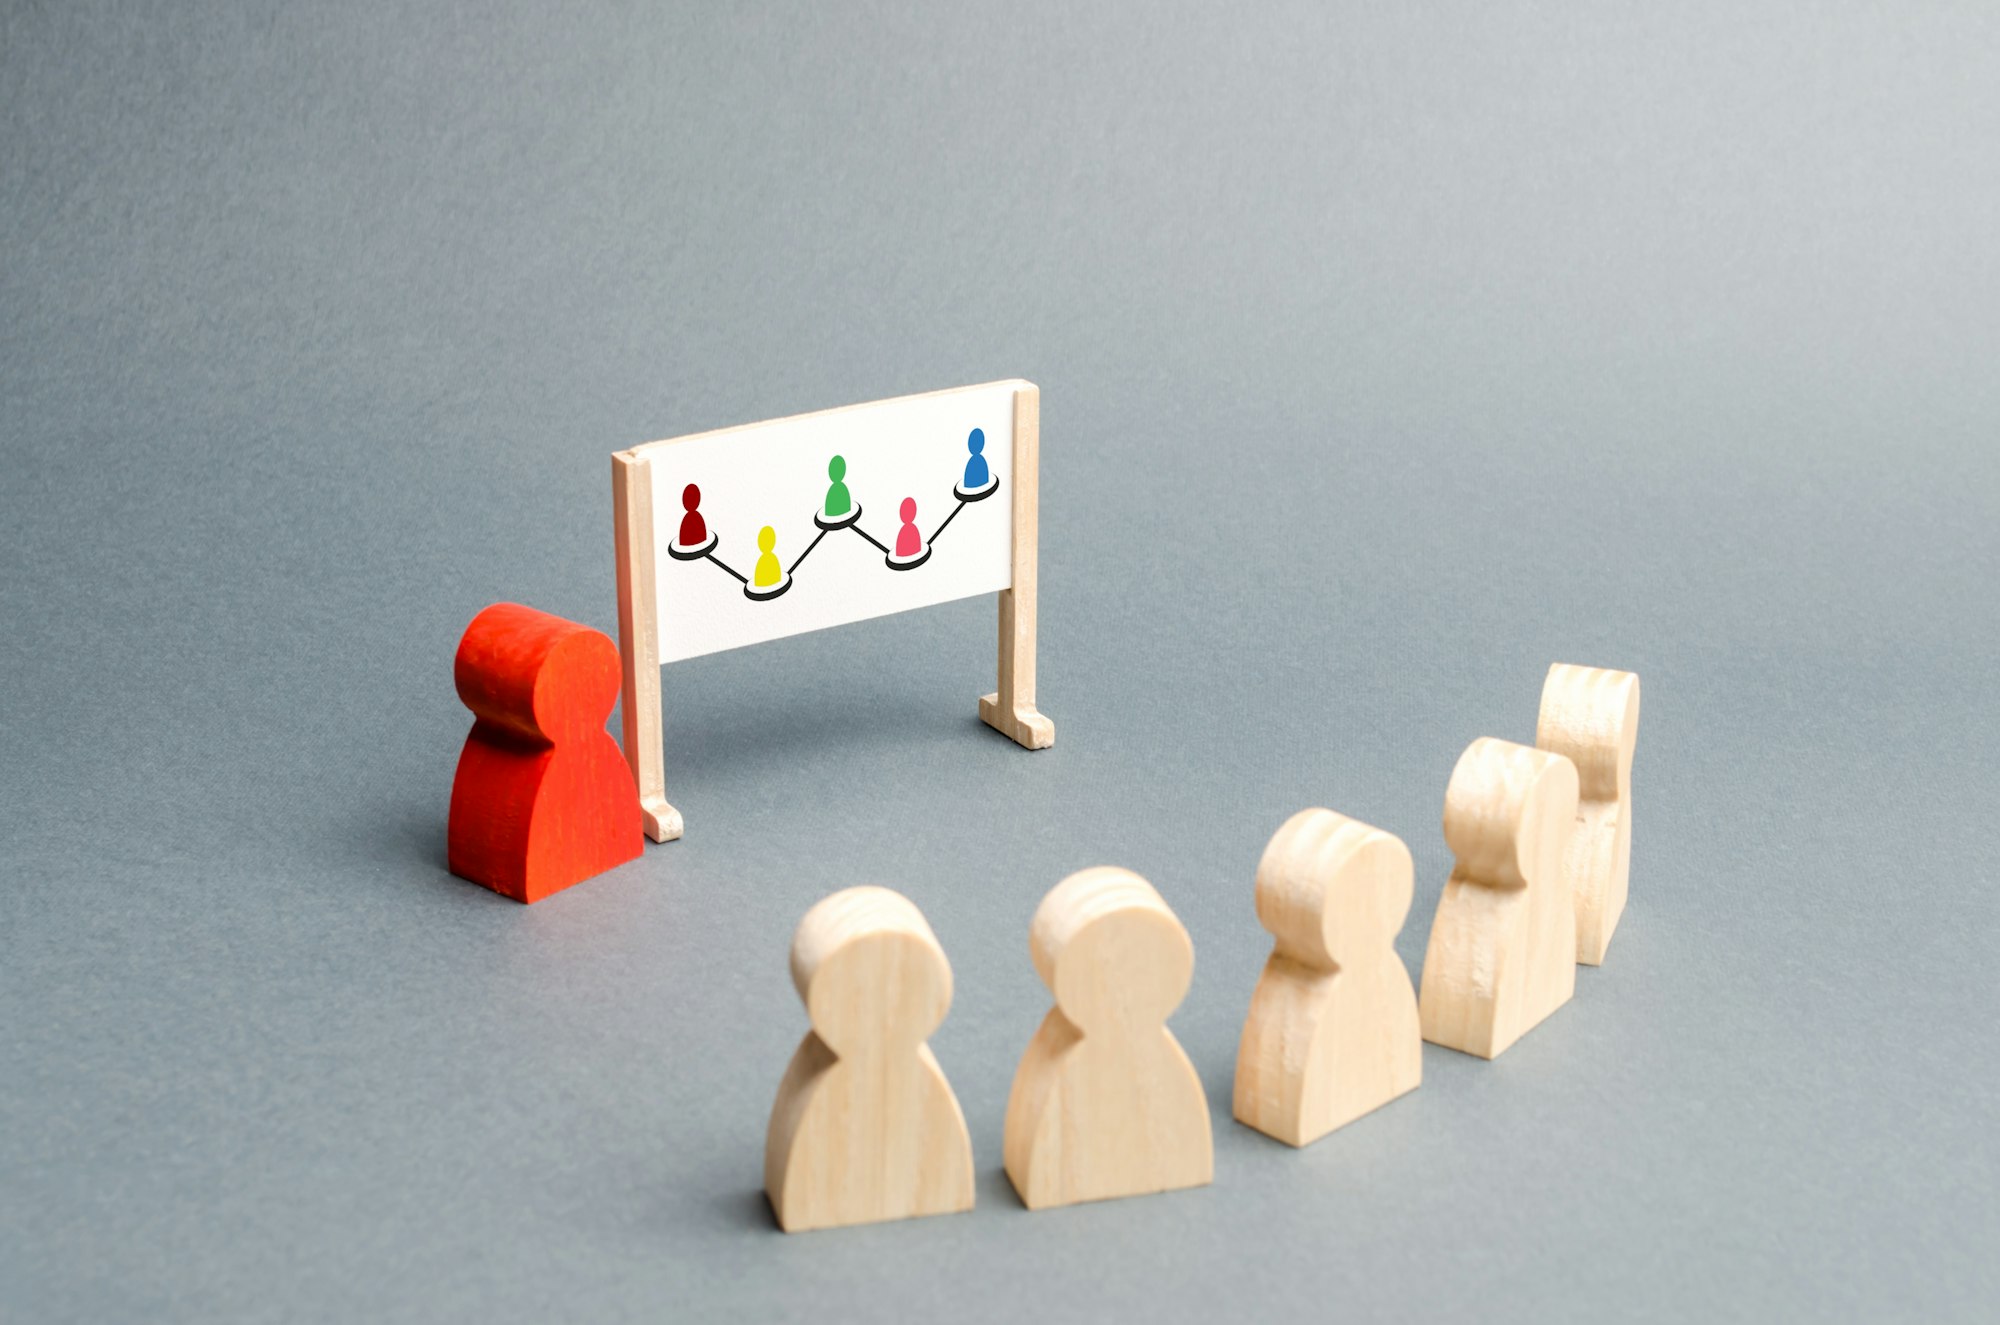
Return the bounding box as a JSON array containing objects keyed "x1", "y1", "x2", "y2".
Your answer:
[
  {"x1": 764, "y1": 887, "x2": 975, "y2": 1233},
  {"x1": 447, "y1": 603, "x2": 642, "y2": 904},
  {"x1": 1233, "y1": 809, "x2": 1421, "y2": 1147},
  {"x1": 1418, "y1": 738, "x2": 1581, "y2": 1059},
  {"x1": 1537, "y1": 663, "x2": 1642, "y2": 965},
  {"x1": 1003, "y1": 868, "x2": 1212, "y2": 1210}
]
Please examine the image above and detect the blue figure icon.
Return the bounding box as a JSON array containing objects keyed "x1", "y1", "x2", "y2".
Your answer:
[{"x1": 961, "y1": 428, "x2": 990, "y2": 490}]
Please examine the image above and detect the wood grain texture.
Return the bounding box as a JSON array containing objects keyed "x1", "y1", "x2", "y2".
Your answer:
[
  {"x1": 979, "y1": 383, "x2": 1056, "y2": 749},
  {"x1": 764, "y1": 887, "x2": 975, "y2": 1233},
  {"x1": 611, "y1": 450, "x2": 681, "y2": 842},
  {"x1": 1003, "y1": 867, "x2": 1212, "y2": 1210},
  {"x1": 446, "y1": 603, "x2": 643, "y2": 904},
  {"x1": 1418, "y1": 738, "x2": 1581, "y2": 1059},
  {"x1": 1537, "y1": 663, "x2": 1641, "y2": 965},
  {"x1": 1233, "y1": 809, "x2": 1421, "y2": 1147}
]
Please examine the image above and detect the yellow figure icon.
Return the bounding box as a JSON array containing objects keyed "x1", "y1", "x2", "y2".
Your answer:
[{"x1": 753, "y1": 526, "x2": 782, "y2": 587}]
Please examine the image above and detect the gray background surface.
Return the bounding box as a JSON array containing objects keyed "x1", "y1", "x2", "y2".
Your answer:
[{"x1": 3, "y1": 2, "x2": 1996, "y2": 1321}]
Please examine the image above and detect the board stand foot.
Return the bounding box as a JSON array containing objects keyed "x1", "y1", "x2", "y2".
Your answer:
[
  {"x1": 641, "y1": 794, "x2": 684, "y2": 843},
  {"x1": 980, "y1": 693, "x2": 1054, "y2": 749}
]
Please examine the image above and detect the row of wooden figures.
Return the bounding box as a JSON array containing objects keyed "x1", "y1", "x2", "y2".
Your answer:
[{"x1": 766, "y1": 662, "x2": 1642, "y2": 1231}]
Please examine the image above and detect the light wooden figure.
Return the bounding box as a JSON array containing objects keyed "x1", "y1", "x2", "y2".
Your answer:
[
  {"x1": 1003, "y1": 868, "x2": 1213, "y2": 1210},
  {"x1": 764, "y1": 887, "x2": 974, "y2": 1233},
  {"x1": 1418, "y1": 738, "x2": 1581, "y2": 1059},
  {"x1": 1537, "y1": 663, "x2": 1642, "y2": 965},
  {"x1": 1233, "y1": 809, "x2": 1421, "y2": 1147}
]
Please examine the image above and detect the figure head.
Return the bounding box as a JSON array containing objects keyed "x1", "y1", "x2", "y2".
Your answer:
[
  {"x1": 828, "y1": 455, "x2": 846, "y2": 482},
  {"x1": 899, "y1": 497, "x2": 916, "y2": 523},
  {"x1": 1537, "y1": 664, "x2": 1640, "y2": 801},
  {"x1": 791, "y1": 886, "x2": 953, "y2": 1054},
  {"x1": 758, "y1": 525, "x2": 776, "y2": 553},
  {"x1": 454, "y1": 603, "x2": 621, "y2": 745},
  {"x1": 1030, "y1": 867, "x2": 1192, "y2": 1034},
  {"x1": 1443, "y1": 738, "x2": 1580, "y2": 891},
  {"x1": 682, "y1": 483, "x2": 701, "y2": 512},
  {"x1": 1253, "y1": 808, "x2": 1414, "y2": 971},
  {"x1": 967, "y1": 428, "x2": 985, "y2": 457}
]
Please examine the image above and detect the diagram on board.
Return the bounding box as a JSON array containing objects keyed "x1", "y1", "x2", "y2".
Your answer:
[
  {"x1": 612, "y1": 377, "x2": 1046, "y2": 839},
  {"x1": 668, "y1": 429, "x2": 1001, "y2": 603}
]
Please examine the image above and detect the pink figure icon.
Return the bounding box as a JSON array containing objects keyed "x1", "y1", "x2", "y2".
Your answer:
[
  {"x1": 895, "y1": 497, "x2": 922, "y2": 558},
  {"x1": 678, "y1": 484, "x2": 707, "y2": 547}
]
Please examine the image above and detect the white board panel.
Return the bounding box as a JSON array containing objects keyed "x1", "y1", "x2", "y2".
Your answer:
[{"x1": 634, "y1": 381, "x2": 1022, "y2": 664}]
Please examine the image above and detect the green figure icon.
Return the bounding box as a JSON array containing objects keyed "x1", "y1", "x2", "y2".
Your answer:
[{"x1": 823, "y1": 455, "x2": 853, "y2": 518}]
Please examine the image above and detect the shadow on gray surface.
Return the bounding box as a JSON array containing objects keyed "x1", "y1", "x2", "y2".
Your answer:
[
  {"x1": 986, "y1": 1166, "x2": 1030, "y2": 1211},
  {"x1": 711, "y1": 1187, "x2": 781, "y2": 1236},
  {"x1": 336, "y1": 801, "x2": 528, "y2": 906},
  {"x1": 664, "y1": 679, "x2": 1006, "y2": 784}
]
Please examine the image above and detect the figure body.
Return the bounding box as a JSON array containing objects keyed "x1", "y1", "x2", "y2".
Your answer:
[
  {"x1": 961, "y1": 428, "x2": 990, "y2": 490},
  {"x1": 753, "y1": 526, "x2": 782, "y2": 586},
  {"x1": 1419, "y1": 738, "x2": 1580, "y2": 1058},
  {"x1": 764, "y1": 887, "x2": 975, "y2": 1232},
  {"x1": 1234, "y1": 809, "x2": 1421, "y2": 1146},
  {"x1": 676, "y1": 483, "x2": 707, "y2": 548},
  {"x1": 823, "y1": 456, "x2": 852, "y2": 518},
  {"x1": 446, "y1": 603, "x2": 642, "y2": 904},
  {"x1": 1004, "y1": 868, "x2": 1212, "y2": 1209},
  {"x1": 1536, "y1": 663, "x2": 1642, "y2": 965}
]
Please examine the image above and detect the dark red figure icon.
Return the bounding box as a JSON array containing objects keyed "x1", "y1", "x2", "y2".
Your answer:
[
  {"x1": 447, "y1": 603, "x2": 642, "y2": 903},
  {"x1": 678, "y1": 484, "x2": 708, "y2": 548},
  {"x1": 895, "y1": 497, "x2": 922, "y2": 558}
]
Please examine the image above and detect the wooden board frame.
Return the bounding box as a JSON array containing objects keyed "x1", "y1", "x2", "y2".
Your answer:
[{"x1": 612, "y1": 380, "x2": 1053, "y2": 843}]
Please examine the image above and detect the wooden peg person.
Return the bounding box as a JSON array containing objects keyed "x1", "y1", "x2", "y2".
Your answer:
[
  {"x1": 764, "y1": 887, "x2": 974, "y2": 1232},
  {"x1": 447, "y1": 603, "x2": 642, "y2": 903},
  {"x1": 1537, "y1": 663, "x2": 1642, "y2": 965},
  {"x1": 1003, "y1": 867, "x2": 1213, "y2": 1210},
  {"x1": 1418, "y1": 738, "x2": 1580, "y2": 1059},
  {"x1": 1234, "y1": 809, "x2": 1421, "y2": 1147}
]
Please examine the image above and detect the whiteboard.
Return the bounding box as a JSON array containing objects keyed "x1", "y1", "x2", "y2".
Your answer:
[{"x1": 632, "y1": 381, "x2": 1022, "y2": 663}]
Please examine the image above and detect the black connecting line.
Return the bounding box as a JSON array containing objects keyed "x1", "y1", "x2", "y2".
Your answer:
[
  {"x1": 703, "y1": 551, "x2": 747, "y2": 584},
  {"x1": 684, "y1": 484, "x2": 983, "y2": 594},
  {"x1": 787, "y1": 527, "x2": 830, "y2": 576},
  {"x1": 846, "y1": 523, "x2": 890, "y2": 554},
  {"x1": 926, "y1": 498, "x2": 969, "y2": 546}
]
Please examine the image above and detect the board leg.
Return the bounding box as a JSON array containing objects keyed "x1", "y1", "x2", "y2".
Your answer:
[
  {"x1": 614, "y1": 450, "x2": 685, "y2": 842},
  {"x1": 980, "y1": 385, "x2": 1053, "y2": 749},
  {"x1": 981, "y1": 590, "x2": 1053, "y2": 748}
]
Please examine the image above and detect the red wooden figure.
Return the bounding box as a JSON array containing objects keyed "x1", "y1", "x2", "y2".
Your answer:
[{"x1": 447, "y1": 603, "x2": 643, "y2": 903}]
